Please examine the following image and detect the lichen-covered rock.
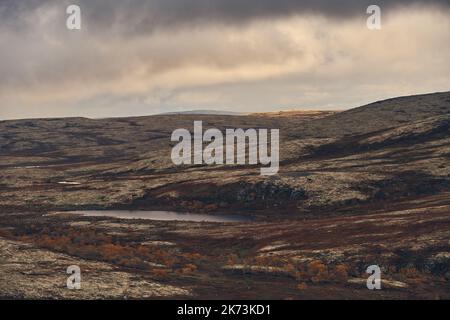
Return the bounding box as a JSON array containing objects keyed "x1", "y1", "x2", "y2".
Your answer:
[{"x1": 0, "y1": 238, "x2": 190, "y2": 299}]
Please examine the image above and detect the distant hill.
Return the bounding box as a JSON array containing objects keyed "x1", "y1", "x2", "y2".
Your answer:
[
  {"x1": 1, "y1": 90, "x2": 449, "y2": 223},
  {"x1": 159, "y1": 110, "x2": 245, "y2": 116},
  {"x1": 298, "y1": 91, "x2": 450, "y2": 138},
  {"x1": 251, "y1": 110, "x2": 338, "y2": 118}
]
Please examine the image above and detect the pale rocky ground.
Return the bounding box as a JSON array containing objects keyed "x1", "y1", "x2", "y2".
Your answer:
[
  {"x1": 0, "y1": 238, "x2": 190, "y2": 299},
  {"x1": 1, "y1": 197, "x2": 448, "y2": 299},
  {"x1": 0, "y1": 91, "x2": 449, "y2": 299},
  {"x1": 0, "y1": 92, "x2": 449, "y2": 213}
]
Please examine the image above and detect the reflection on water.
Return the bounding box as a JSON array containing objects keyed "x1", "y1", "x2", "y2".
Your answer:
[{"x1": 64, "y1": 210, "x2": 253, "y2": 223}]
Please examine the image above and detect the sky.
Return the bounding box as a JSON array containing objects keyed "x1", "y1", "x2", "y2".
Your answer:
[{"x1": 0, "y1": 0, "x2": 449, "y2": 120}]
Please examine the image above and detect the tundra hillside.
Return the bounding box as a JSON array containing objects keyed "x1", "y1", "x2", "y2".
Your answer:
[{"x1": 0, "y1": 92, "x2": 449, "y2": 299}]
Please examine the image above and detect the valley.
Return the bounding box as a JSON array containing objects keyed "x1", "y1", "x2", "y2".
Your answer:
[{"x1": 0, "y1": 92, "x2": 449, "y2": 299}]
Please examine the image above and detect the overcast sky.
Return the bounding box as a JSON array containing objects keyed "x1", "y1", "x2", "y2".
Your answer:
[{"x1": 0, "y1": 0, "x2": 449, "y2": 119}]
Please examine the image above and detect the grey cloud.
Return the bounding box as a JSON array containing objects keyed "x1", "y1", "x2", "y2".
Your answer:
[
  {"x1": 1, "y1": 0, "x2": 450, "y2": 33},
  {"x1": 0, "y1": 0, "x2": 449, "y2": 120}
]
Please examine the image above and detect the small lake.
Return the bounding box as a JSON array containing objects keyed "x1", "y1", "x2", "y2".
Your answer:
[{"x1": 63, "y1": 210, "x2": 253, "y2": 223}]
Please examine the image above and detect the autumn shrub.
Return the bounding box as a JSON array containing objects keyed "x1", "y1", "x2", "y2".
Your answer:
[
  {"x1": 307, "y1": 260, "x2": 329, "y2": 283},
  {"x1": 387, "y1": 265, "x2": 398, "y2": 274},
  {"x1": 118, "y1": 257, "x2": 148, "y2": 269},
  {"x1": 399, "y1": 267, "x2": 422, "y2": 279},
  {"x1": 180, "y1": 263, "x2": 198, "y2": 274},
  {"x1": 152, "y1": 268, "x2": 170, "y2": 279},
  {"x1": 226, "y1": 254, "x2": 239, "y2": 265},
  {"x1": 7, "y1": 225, "x2": 187, "y2": 275},
  {"x1": 284, "y1": 263, "x2": 300, "y2": 278},
  {"x1": 297, "y1": 282, "x2": 308, "y2": 290},
  {"x1": 136, "y1": 245, "x2": 153, "y2": 259},
  {"x1": 183, "y1": 252, "x2": 203, "y2": 261},
  {"x1": 99, "y1": 243, "x2": 129, "y2": 261},
  {"x1": 253, "y1": 255, "x2": 287, "y2": 268},
  {"x1": 334, "y1": 264, "x2": 349, "y2": 283},
  {"x1": 254, "y1": 256, "x2": 270, "y2": 266},
  {"x1": 17, "y1": 235, "x2": 32, "y2": 242},
  {"x1": 153, "y1": 249, "x2": 169, "y2": 260},
  {"x1": 36, "y1": 235, "x2": 58, "y2": 248},
  {"x1": 162, "y1": 256, "x2": 177, "y2": 268},
  {"x1": 74, "y1": 244, "x2": 101, "y2": 260},
  {"x1": 0, "y1": 228, "x2": 13, "y2": 238}
]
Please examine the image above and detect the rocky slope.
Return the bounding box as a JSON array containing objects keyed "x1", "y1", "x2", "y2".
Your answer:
[
  {"x1": 1, "y1": 92, "x2": 449, "y2": 214},
  {"x1": 0, "y1": 237, "x2": 190, "y2": 299},
  {"x1": 0, "y1": 91, "x2": 449, "y2": 299}
]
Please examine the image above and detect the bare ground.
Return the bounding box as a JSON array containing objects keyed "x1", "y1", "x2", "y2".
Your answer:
[{"x1": 0, "y1": 92, "x2": 449, "y2": 299}]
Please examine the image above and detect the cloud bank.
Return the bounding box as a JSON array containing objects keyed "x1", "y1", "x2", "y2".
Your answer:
[{"x1": 0, "y1": 1, "x2": 449, "y2": 119}]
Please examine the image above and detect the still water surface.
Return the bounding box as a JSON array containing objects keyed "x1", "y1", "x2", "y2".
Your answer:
[{"x1": 65, "y1": 210, "x2": 253, "y2": 223}]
